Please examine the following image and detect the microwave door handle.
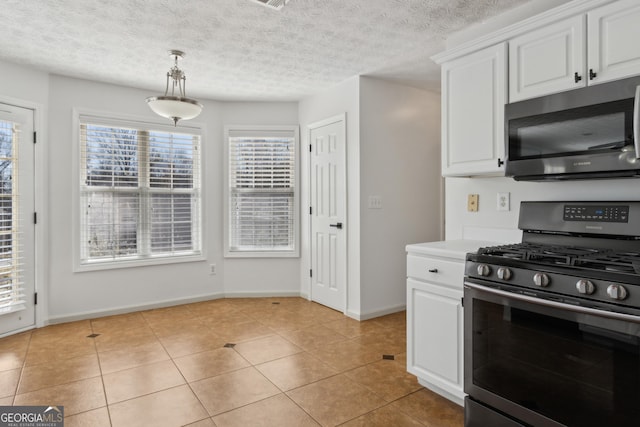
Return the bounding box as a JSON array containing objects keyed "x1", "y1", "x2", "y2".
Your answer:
[{"x1": 634, "y1": 85, "x2": 640, "y2": 158}]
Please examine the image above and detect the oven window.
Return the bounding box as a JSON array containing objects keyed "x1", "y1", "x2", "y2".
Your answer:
[
  {"x1": 508, "y1": 99, "x2": 634, "y2": 160},
  {"x1": 472, "y1": 299, "x2": 640, "y2": 427}
]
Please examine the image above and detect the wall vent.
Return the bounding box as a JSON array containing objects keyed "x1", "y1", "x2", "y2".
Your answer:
[{"x1": 250, "y1": 0, "x2": 290, "y2": 10}]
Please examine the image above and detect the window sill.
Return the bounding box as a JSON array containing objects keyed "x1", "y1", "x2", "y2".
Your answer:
[
  {"x1": 74, "y1": 252, "x2": 205, "y2": 272},
  {"x1": 224, "y1": 249, "x2": 299, "y2": 259}
]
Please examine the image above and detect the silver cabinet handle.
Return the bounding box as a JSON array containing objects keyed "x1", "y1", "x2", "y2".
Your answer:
[{"x1": 634, "y1": 85, "x2": 640, "y2": 159}]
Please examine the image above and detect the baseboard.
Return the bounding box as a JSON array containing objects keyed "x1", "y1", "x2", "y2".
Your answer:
[
  {"x1": 223, "y1": 290, "x2": 302, "y2": 298},
  {"x1": 46, "y1": 292, "x2": 226, "y2": 325},
  {"x1": 357, "y1": 303, "x2": 406, "y2": 321},
  {"x1": 45, "y1": 292, "x2": 402, "y2": 326}
]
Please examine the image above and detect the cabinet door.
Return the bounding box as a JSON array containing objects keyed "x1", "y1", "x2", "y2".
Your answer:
[
  {"x1": 407, "y1": 279, "x2": 463, "y2": 399},
  {"x1": 509, "y1": 15, "x2": 586, "y2": 102},
  {"x1": 441, "y1": 43, "x2": 507, "y2": 177},
  {"x1": 588, "y1": 0, "x2": 640, "y2": 85}
]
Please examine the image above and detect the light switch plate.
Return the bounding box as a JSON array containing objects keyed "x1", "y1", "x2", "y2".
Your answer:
[
  {"x1": 368, "y1": 195, "x2": 382, "y2": 209},
  {"x1": 467, "y1": 194, "x2": 479, "y2": 212}
]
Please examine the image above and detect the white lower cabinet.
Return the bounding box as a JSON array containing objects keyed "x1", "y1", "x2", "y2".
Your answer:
[
  {"x1": 406, "y1": 241, "x2": 493, "y2": 407},
  {"x1": 407, "y1": 278, "x2": 463, "y2": 405}
]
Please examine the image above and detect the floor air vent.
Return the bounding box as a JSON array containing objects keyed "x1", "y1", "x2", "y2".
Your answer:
[{"x1": 250, "y1": 0, "x2": 290, "y2": 10}]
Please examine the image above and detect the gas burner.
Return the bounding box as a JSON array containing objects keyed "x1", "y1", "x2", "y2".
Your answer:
[
  {"x1": 478, "y1": 243, "x2": 612, "y2": 267},
  {"x1": 574, "y1": 252, "x2": 640, "y2": 275}
]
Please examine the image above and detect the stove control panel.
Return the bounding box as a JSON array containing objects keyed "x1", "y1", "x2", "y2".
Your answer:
[
  {"x1": 563, "y1": 205, "x2": 629, "y2": 223},
  {"x1": 465, "y1": 260, "x2": 638, "y2": 308}
]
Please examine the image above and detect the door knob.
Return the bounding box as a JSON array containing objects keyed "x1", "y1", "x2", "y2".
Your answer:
[{"x1": 329, "y1": 222, "x2": 343, "y2": 229}]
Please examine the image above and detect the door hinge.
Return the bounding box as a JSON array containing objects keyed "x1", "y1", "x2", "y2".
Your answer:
[
  {"x1": 33, "y1": 131, "x2": 37, "y2": 144},
  {"x1": 34, "y1": 292, "x2": 38, "y2": 305},
  {"x1": 310, "y1": 269, "x2": 313, "y2": 278},
  {"x1": 33, "y1": 212, "x2": 37, "y2": 224},
  {"x1": 309, "y1": 144, "x2": 312, "y2": 153},
  {"x1": 309, "y1": 206, "x2": 312, "y2": 215},
  {"x1": 461, "y1": 297, "x2": 464, "y2": 307}
]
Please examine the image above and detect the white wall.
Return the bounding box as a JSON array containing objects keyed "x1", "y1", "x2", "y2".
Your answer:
[
  {"x1": 298, "y1": 77, "x2": 361, "y2": 315},
  {"x1": 359, "y1": 77, "x2": 442, "y2": 316},
  {"x1": 298, "y1": 76, "x2": 442, "y2": 319},
  {"x1": 45, "y1": 74, "x2": 299, "y2": 322},
  {"x1": 219, "y1": 102, "x2": 301, "y2": 296},
  {"x1": 48, "y1": 75, "x2": 223, "y2": 321},
  {"x1": 445, "y1": 177, "x2": 640, "y2": 240}
]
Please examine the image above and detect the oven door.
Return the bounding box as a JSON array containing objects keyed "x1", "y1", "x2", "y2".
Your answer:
[{"x1": 464, "y1": 281, "x2": 640, "y2": 427}]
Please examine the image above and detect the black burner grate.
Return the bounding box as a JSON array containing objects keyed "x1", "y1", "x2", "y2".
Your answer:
[{"x1": 477, "y1": 243, "x2": 640, "y2": 274}]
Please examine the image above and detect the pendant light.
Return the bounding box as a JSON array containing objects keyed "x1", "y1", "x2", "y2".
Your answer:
[{"x1": 146, "y1": 50, "x2": 203, "y2": 126}]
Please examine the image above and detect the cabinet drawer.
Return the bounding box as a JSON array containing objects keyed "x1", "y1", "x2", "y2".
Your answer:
[{"x1": 407, "y1": 255, "x2": 465, "y2": 289}]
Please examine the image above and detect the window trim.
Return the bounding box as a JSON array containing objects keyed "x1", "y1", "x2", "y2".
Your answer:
[
  {"x1": 72, "y1": 109, "x2": 205, "y2": 272},
  {"x1": 223, "y1": 125, "x2": 300, "y2": 258}
]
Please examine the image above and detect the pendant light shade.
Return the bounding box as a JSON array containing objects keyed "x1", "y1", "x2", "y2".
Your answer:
[{"x1": 146, "y1": 50, "x2": 203, "y2": 126}]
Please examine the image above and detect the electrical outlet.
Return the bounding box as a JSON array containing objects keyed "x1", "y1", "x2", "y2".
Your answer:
[
  {"x1": 467, "y1": 194, "x2": 479, "y2": 212},
  {"x1": 368, "y1": 195, "x2": 383, "y2": 209},
  {"x1": 497, "y1": 192, "x2": 510, "y2": 211},
  {"x1": 209, "y1": 264, "x2": 216, "y2": 275}
]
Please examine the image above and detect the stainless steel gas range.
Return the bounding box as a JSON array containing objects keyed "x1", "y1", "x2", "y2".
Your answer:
[{"x1": 463, "y1": 201, "x2": 640, "y2": 427}]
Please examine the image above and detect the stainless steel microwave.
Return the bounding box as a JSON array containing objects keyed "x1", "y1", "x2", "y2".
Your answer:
[{"x1": 505, "y1": 75, "x2": 640, "y2": 181}]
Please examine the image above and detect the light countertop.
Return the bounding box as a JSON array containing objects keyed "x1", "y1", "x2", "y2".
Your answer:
[{"x1": 406, "y1": 240, "x2": 498, "y2": 260}]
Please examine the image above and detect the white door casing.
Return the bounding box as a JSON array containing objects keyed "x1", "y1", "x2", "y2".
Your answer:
[
  {"x1": 0, "y1": 103, "x2": 35, "y2": 336},
  {"x1": 309, "y1": 115, "x2": 346, "y2": 312}
]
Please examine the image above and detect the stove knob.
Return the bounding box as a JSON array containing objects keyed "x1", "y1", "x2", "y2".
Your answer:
[
  {"x1": 607, "y1": 284, "x2": 628, "y2": 301},
  {"x1": 533, "y1": 272, "x2": 550, "y2": 287},
  {"x1": 477, "y1": 264, "x2": 491, "y2": 277},
  {"x1": 497, "y1": 267, "x2": 512, "y2": 281},
  {"x1": 576, "y1": 279, "x2": 595, "y2": 295}
]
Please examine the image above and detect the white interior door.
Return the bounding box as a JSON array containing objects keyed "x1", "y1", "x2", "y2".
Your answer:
[
  {"x1": 309, "y1": 115, "x2": 346, "y2": 312},
  {"x1": 0, "y1": 104, "x2": 35, "y2": 336}
]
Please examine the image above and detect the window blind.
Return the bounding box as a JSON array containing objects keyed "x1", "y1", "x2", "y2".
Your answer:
[
  {"x1": 79, "y1": 118, "x2": 201, "y2": 265},
  {"x1": 228, "y1": 132, "x2": 296, "y2": 252},
  {"x1": 0, "y1": 119, "x2": 25, "y2": 315}
]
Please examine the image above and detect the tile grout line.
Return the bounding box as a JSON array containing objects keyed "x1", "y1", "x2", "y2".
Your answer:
[
  {"x1": 11, "y1": 331, "x2": 34, "y2": 405},
  {"x1": 90, "y1": 318, "x2": 114, "y2": 427},
  {"x1": 141, "y1": 308, "x2": 214, "y2": 426}
]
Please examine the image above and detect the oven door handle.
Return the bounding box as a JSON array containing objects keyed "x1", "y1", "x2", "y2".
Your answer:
[
  {"x1": 634, "y1": 85, "x2": 640, "y2": 158},
  {"x1": 465, "y1": 282, "x2": 640, "y2": 324}
]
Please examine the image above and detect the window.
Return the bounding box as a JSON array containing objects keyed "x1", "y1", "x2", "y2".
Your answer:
[
  {"x1": 78, "y1": 115, "x2": 201, "y2": 268},
  {"x1": 224, "y1": 126, "x2": 299, "y2": 257},
  {"x1": 0, "y1": 118, "x2": 25, "y2": 314}
]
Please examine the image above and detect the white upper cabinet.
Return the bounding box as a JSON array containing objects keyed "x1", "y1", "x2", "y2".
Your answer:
[
  {"x1": 509, "y1": 15, "x2": 586, "y2": 103},
  {"x1": 510, "y1": 0, "x2": 640, "y2": 103},
  {"x1": 588, "y1": 0, "x2": 640, "y2": 85},
  {"x1": 441, "y1": 43, "x2": 507, "y2": 176}
]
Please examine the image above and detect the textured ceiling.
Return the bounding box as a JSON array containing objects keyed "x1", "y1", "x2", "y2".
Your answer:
[{"x1": 1, "y1": 0, "x2": 531, "y2": 101}]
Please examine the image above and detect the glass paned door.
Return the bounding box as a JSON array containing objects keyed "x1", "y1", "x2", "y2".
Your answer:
[{"x1": 0, "y1": 104, "x2": 35, "y2": 336}]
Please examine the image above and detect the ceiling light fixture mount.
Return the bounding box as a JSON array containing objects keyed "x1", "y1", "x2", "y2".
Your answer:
[
  {"x1": 146, "y1": 50, "x2": 203, "y2": 126},
  {"x1": 250, "y1": 0, "x2": 290, "y2": 11}
]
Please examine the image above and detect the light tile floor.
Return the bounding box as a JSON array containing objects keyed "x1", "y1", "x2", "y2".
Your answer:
[{"x1": 0, "y1": 297, "x2": 464, "y2": 426}]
